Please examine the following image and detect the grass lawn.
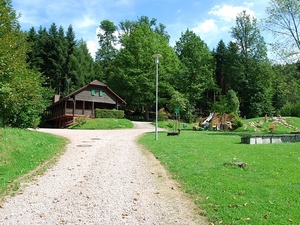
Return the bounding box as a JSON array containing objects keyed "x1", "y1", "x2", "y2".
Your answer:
[
  {"x1": 235, "y1": 116, "x2": 300, "y2": 134},
  {"x1": 139, "y1": 123, "x2": 300, "y2": 224},
  {"x1": 0, "y1": 128, "x2": 67, "y2": 200},
  {"x1": 69, "y1": 118, "x2": 134, "y2": 129}
]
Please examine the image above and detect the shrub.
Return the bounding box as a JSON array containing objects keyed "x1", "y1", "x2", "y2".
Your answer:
[
  {"x1": 76, "y1": 116, "x2": 88, "y2": 125},
  {"x1": 158, "y1": 109, "x2": 168, "y2": 121},
  {"x1": 280, "y1": 101, "x2": 300, "y2": 117},
  {"x1": 95, "y1": 109, "x2": 124, "y2": 118},
  {"x1": 280, "y1": 102, "x2": 292, "y2": 116},
  {"x1": 231, "y1": 114, "x2": 243, "y2": 128},
  {"x1": 291, "y1": 101, "x2": 300, "y2": 117}
]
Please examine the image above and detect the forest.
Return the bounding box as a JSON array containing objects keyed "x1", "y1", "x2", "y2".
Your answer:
[{"x1": 1, "y1": 0, "x2": 300, "y2": 128}]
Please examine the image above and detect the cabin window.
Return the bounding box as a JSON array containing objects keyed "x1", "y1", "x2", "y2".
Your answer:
[{"x1": 91, "y1": 89, "x2": 102, "y2": 97}]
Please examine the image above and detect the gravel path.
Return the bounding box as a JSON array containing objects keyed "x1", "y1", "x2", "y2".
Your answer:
[{"x1": 0, "y1": 122, "x2": 207, "y2": 224}]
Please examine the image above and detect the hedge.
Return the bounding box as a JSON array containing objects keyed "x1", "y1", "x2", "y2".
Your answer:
[{"x1": 94, "y1": 109, "x2": 124, "y2": 118}]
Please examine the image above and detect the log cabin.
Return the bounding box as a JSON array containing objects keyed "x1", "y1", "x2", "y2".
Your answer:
[{"x1": 46, "y1": 80, "x2": 126, "y2": 128}]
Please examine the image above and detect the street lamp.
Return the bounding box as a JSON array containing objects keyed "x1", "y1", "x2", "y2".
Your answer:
[{"x1": 152, "y1": 54, "x2": 162, "y2": 140}]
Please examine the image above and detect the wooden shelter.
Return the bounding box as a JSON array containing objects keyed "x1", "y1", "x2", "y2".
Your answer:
[{"x1": 46, "y1": 80, "x2": 126, "y2": 128}]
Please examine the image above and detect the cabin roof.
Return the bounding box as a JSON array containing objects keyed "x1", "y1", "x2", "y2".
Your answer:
[{"x1": 49, "y1": 80, "x2": 126, "y2": 107}]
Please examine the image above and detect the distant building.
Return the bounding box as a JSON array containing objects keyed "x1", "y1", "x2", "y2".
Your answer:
[{"x1": 46, "y1": 80, "x2": 126, "y2": 128}]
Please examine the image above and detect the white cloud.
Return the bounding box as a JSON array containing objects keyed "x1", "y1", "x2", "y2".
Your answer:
[
  {"x1": 87, "y1": 39, "x2": 98, "y2": 59},
  {"x1": 209, "y1": 4, "x2": 256, "y2": 22},
  {"x1": 192, "y1": 19, "x2": 218, "y2": 34},
  {"x1": 74, "y1": 15, "x2": 98, "y2": 29}
]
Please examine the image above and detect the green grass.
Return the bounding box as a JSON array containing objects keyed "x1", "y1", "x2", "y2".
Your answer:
[
  {"x1": 157, "y1": 120, "x2": 197, "y2": 131},
  {"x1": 235, "y1": 116, "x2": 300, "y2": 134},
  {"x1": 139, "y1": 121, "x2": 300, "y2": 224},
  {"x1": 70, "y1": 118, "x2": 134, "y2": 129},
  {"x1": 0, "y1": 128, "x2": 67, "y2": 200}
]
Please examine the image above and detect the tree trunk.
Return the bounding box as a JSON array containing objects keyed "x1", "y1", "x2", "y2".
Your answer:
[{"x1": 144, "y1": 105, "x2": 149, "y2": 121}]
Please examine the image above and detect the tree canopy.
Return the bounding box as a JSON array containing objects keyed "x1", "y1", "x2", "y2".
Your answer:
[
  {"x1": 108, "y1": 23, "x2": 179, "y2": 120},
  {"x1": 264, "y1": 0, "x2": 300, "y2": 62},
  {"x1": 174, "y1": 29, "x2": 216, "y2": 108},
  {"x1": 229, "y1": 11, "x2": 274, "y2": 118},
  {"x1": 3, "y1": 2, "x2": 300, "y2": 127},
  {"x1": 0, "y1": 0, "x2": 47, "y2": 128}
]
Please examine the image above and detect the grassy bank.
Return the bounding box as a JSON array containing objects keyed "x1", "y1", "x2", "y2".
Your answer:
[
  {"x1": 70, "y1": 118, "x2": 134, "y2": 129},
  {"x1": 235, "y1": 117, "x2": 300, "y2": 134},
  {"x1": 139, "y1": 128, "x2": 300, "y2": 224},
  {"x1": 0, "y1": 128, "x2": 67, "y2": 200}
]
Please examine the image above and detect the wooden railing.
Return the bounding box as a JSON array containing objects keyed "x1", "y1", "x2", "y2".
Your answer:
[{"x1": 47, "y1": 108, "x2": 94, "y2": 120}]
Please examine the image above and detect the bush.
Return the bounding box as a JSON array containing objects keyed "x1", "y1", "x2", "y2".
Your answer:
[
  {"x1": 280, "y1": 102, "x2": 292, "y2": 116},
  {"x1": 158, "y1": 109, "x2": 168, "y2": 121},
  {"x1": 76, "y1": 116, "x2": 88, "y2": 125},
  {"x1": 182, "y1": 109, "x2": 194, "y2": 123},
  {"x1": 280, "y1": 101, "x2": 300, "y2": 117},
  {"x1": 95, "y1": 109, "x2": 124, "y2": 118},
  {"x1": 231, "y1": 114, "x2": 243, "y2": 128},
  {"x1": 291, "y1": 102, "x2": 300, "y2": 117}
]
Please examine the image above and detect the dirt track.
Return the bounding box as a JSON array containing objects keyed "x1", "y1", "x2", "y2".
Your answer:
[{"x1": 0, "y1": 122, "x2": 207, "y2": 224}]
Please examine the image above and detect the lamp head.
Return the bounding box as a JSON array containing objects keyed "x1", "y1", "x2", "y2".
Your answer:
[{"x1": 152, "y1": 54, "x2": 162, "y2": 63}]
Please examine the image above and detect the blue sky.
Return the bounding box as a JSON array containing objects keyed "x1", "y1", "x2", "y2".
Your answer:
[{"x1": 12, "y1": 0, "x2": 270, "y2": 58}]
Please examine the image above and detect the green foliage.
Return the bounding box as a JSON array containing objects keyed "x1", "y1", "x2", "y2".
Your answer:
[
  {"x1": 264, "y1": 0, "x2": 300, "y2": 61},
  {"x1": 214, "y1": 40, "x2": 229, "y2": 95},
  {"x1": 119, "y1": 16, "x2": 170, "y2": 44},
  {"x1": 234, "y1": 117, "x2": 300, "y2": 133},
  {"x1": 69, "y1": 39, "x2": 96, "y2": 91},
  {"x1": 174, "y1": 29, "x2": 216, "y2": 107},
  {"x1": 95, "y1": 20, "x2": 118, "y2": 82},
  {"x1": 157, "y1": 120, "x2": 196, "y2": 130},
  {"x1": 226, "y1": 90, "x2": 240, "y2": 115},
  {"x1": 9, "y1": 4, "x2": 300, "y2": 126},
  {"x1": 280, "y1": 101, "x2": 300, "y2": 117},
  {"x1": 182, "y1": 104, "x2": 195, "y2": 123},
  {"x1": 94, "y1": 109, "x2": 124, "y2": 118},
  {"x1": 108, "y1": 23, "x2": 180, "y2": 120},
  {"x1": 139, "y1": 130, "x2": 300, "y2": 224},
  {"x1": 26, "y1": 23, "x2": 94, "y2": 96},
  {"x1": 168, "y1": 90, "x2": 188, "y2": 113},
  {"x1": 272, "y1": 63, "x2": 300, "y2": 113},
  {"x1": 280, "y1": 102, "x2": 293, "y2": 116},
  {"x1": 158, "y1": 109, "x2": 168, "y2": 121},
  {"x1": 0, "y1": 1, "x2": 47, "y2": 128},
  {"x1": 75, "y1": 116, "x2": 88, "y2": 125},
  {"x1": 212, "y1": 90, "x2": 240, "y2": 120},
  {"x1": 0, "y1": 128, "x2": 67, "y2": 198},
  {"x1": 70, "y1": 118, "x2": 133, "y2": 129},
  {"x1": 232, "y1": 115, "x2": 243, "y2": 128},
  {"x1": 229, "y1": 11, "x2": 273, "y2": 118}
]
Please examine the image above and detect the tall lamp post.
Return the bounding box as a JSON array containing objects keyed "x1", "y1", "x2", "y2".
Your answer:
[{"x1": 152, "y1": 54, "x2": 162, "y2": 140}]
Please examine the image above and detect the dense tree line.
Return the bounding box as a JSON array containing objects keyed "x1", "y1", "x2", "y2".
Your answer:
[
  {"x1": 2, "y1": 0, "x2": 300, "y2": 128},
  {"x1": 26, "y1": 24, "x2": 97, "y2": 96},
  {"x1": 0, "y1": 0, "x2": 46, "y2": 128}
]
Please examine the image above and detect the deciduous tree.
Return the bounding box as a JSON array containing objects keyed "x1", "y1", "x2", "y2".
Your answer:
[
  {"x1": 264, "y1": 0, "x2": 300, "y2": 61},
  {"x1": 174, "y1": 29, "x2": 216, "y2": 114},
  {"x1": 0, "y1": 0, "x2": 47, "y2": 128},
  {"x1": 109, "y1": 24, "x2": 179, "y2": 120},
  {"x1": 230, "y1": 11, "x2": 273, "y2": 118}
]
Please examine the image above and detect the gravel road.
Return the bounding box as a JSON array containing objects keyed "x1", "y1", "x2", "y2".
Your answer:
[{"x1": 0, "y1": 122, "x2": 207, "y2": 224}]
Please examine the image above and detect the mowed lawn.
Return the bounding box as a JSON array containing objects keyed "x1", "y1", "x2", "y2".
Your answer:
[
  {"x1": 0, "y1": 128, "x2": 67, "y2": 199},
  {"x1": 139, "y1": 131, "x2": 300, "y2": 224}
]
